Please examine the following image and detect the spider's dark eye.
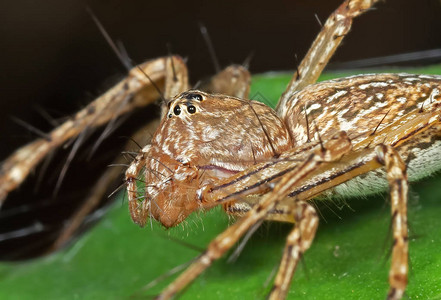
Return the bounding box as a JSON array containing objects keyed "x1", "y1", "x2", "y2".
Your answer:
[
  {"x1": 192, "y1": 94, "x2": 203, "y2": 101},
  {"x1": 184, "y1": 93, "x2": 203, "y2": 101},
  {"x1": 174, "y1": 105, "x2": 181, "y2": 115},
  {"x1": 187, "y1": 105, "x2": 196, "y2": 114}
]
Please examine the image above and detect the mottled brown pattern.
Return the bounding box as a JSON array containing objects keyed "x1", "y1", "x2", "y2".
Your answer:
[{"x1": 282, "y1": 74, "x2": 441, "y2": 147}]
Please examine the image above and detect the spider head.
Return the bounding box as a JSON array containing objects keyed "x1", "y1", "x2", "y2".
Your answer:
[
  {"x1": 159, "y1": 90, "x2": 293, "y2": 170},
  {"x1": 127, "y1": 90, "x2": 293, "y2": 228}
]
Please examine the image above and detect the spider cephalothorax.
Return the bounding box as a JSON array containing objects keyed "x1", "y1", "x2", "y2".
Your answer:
[{"x1": 126, "y1": 90, "x2": 293, "y2": 227}]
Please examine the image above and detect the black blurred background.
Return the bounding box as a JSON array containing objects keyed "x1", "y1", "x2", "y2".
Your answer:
[{"x1": 0, "y1": 0, "x2": 440, "y2": 259}]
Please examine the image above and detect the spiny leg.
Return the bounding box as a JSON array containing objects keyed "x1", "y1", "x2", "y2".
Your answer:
[
  {"x1": 266, "y1": 144, "x2": 408, "y2": 299},
  {"x1": 376, "y1": 145, "x2": 408, "y2": 300},
  {"x1": 51, "y1": 117, "x2": 161, "y2": 250},
  {"x1": 223, "y1": 198, "x2": 297, "y2": 224},
  {"x1": 200, "y1": 65, "x2": 251, "y2": 99},
  {"x1": 0, "y1": 56, "x2": 188, "y2": 205},
  {"x1": 268, "y1": 201, "x2": 318, "y2": 300},
  {"x1": 224, "y1": 144, "x2": 408, "y2": 300},
  {"x1": 277, "y1": 0, "x2": 379, "y2": 113},
  {"x1": 47, "y1": 56, "x2": 188, "y2": 248},
  {"x1": 156, "y1": 132, "x2": 352, "y2": 299},
  {"x1": 126, "y1": 145, "x2": 152, "y2": 227}
]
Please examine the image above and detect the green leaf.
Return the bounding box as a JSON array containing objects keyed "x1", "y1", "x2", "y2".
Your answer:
[{"x1": 1, "y1": 66, "x2": 441, "y2": 300}]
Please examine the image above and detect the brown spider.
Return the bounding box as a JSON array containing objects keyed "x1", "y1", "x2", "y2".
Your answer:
[
  {"x1": 1, "y1": 0, "x2": 441, "y2": 299},
  {"x1": 122, "y1": 1, "x2": 440, "y2": 299}
]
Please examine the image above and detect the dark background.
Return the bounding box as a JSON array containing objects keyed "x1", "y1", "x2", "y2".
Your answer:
[{"x1": 0, "y1": 0, "x2": 441, "y2": 259}]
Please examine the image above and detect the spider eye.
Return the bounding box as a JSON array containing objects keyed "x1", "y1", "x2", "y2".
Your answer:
[
  {"x1": 184, "y1": 93, "x2": 203, "y2": 101},
  {"x1": 187, "y1": 105, "x2": 196, "y2": 114},
  {"x1": 173, "y1": 105, "x2": 181, "y2": 115},
  {"x1": 192, "y1": 94, "x2": 203, "y2": 101}
]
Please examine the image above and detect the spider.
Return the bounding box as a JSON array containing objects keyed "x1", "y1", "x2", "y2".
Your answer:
[
  {"x1": 120, "y1": 0, "x2": 441, "y2": 298},
  {"x1": 1, "y1": 0, "x2": 441, "y2": 299}
]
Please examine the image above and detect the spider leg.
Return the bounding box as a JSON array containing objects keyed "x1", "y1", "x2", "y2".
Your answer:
[
  {"x1": 155, "y1": 131, "x2": 352, "y2": 299},
  {"x1": 49, "y1": 56, "x2": 189, "y2": 248},
  {"x1": 223, "y1": 198, "x2": 298, "y2": 223},
  {"x1": 277, "y1": 0, "x2": 379, "y2": 113},
  {"x1": 376, "y1": 145, "x2": 408, "y2": 300},
  {"x1": 200, "y1": 65, "x2": 251, "y2": 99},
  {"x1": 268, "y1": 200, "x2": 318, "y2": 300},
  {"x1": 0, "y1": 56, "x2": 188, "y2": 206},
  {"x1": 268, "y1": 144, "x2": 408, "y2": 299},
  {"x1": 126, "y1": 145, "x2": 152, "y2": 227},
  {"x1": 51, "y1": 117, "x2": 161, "y2": 250}
]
